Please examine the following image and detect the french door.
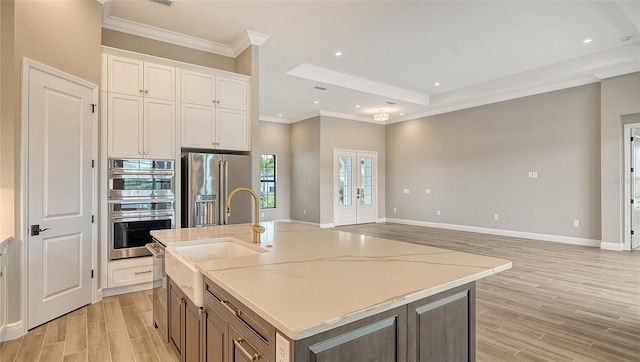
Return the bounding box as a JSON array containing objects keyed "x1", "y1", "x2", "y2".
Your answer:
[
  {"x1": 631, "y1": 128, "x2": 640, "y2": 250},
  {"x1": 334, "y1": 150, "x2": 377, "y2": 226}
]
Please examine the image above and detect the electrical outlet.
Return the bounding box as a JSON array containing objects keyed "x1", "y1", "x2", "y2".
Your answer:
[
  {"x1": 528, "y1": 172, "x2": 533, "y2": 178},
  {"x1": 403, "y1": 189, "x2": 410, "y2": 194},
  {"x1": 393, "y1": 208, "x2": 397, "y2": 212},
  {"x1": 426, "y1": 189, "x2": 431, "y2": 194},
  {"x1": 303, "y1": 209, "x2": 306, "y2": 215},
  {"x1": 276, "y1": 333, "x2": 290, "y2": 362},
  {"x1": 437, "y1": 210, "x2": 441, "y2": 216},
  {"x1": 533, "y1": 171, "x2": 538, "y2": 178},
  {"x1": 494, "y1": 214, "x2": 499, "y2": 220},
  {"x1": 261, "y1": 212, "x2": 265, "y2": 218},
  {"x1": 573, "y1": 220, "x2": 579, "y2": 227}
]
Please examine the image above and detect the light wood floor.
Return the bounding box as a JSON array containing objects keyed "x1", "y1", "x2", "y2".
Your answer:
[
  {"x1": 339, "y1": 223, "x2": 640, "y2": 362},
  {"x1": 2, "y1": 222, "x2": 639, "y2": 361},
  {"x1": 0, "y1": 290, "x2": 178, "y2": 362}
]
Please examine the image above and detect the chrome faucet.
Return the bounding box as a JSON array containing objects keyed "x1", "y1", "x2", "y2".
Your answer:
[{"x1": 226, "y1": 187, "x2": 265, "y2": 243}]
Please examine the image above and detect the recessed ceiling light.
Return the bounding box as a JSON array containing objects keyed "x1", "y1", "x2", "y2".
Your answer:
[
  {"x1": 335, "y1": 51, "x2": 342, "y2": 56},
  {"x1": 400, "y1": 113, "x2": 404, "y2": 116},
  {"x1": 278, "y1": 114, "x2": 283, "y2": 117},
  {"x1": 314, "y1": 101, "x2": 319, "y2": 104},
  {"x1": 434, "y1": 82, "x2": 440, "y2": 86},
  {"x1": 355, "y1": 105, "x2": 360, "y2": 108},
  {"x1": 583, "y1": 38, "x2": 593, "y2": 44}
]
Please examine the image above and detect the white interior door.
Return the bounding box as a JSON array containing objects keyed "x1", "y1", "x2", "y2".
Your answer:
[
  {"x1": 632, "y1": 129, "x2": 640, "y2": 250},
  {"x1": 27, "y1": 66, "x2": 94, "y2": 329},
  {"x1": 334, "y1": 150, "x2": 377, "y2": 226}
]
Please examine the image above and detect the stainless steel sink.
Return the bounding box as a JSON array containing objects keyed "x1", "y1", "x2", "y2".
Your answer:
[{"x1": 166, "y1": 238, "x2": 268, "y2": 307}]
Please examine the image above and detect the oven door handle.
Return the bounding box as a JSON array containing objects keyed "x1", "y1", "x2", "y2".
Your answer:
[
  {"x1": 109, "y1": 170, "x2": 174, "y2": 176},
  {"x1": 145, "y1": 243, "x2": 165, "y2": 258},
  {"x1": 110, "y1": 212, "x2": 175, "y2": 220}
]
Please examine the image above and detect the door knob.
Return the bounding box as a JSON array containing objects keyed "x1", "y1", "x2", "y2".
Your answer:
[{"x1": 31, "y1": 225, "x2": 50, "y2": 236}]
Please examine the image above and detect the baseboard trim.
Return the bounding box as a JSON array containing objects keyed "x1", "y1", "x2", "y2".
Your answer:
[
  {"x1": 376, "y1": 218, "x2": 386, "y2": 223},
  {"x1": 289, "y1": 219, "x2": 320, "y2": 227},
  {"x1": 320, "y1": 223, "x2": 335, "y2": 229},
  {"x1": 1, "y1": 321, "x2": 25, "y2": 341},
  {"x1": 600, "y1": 241, "x2": 624, "y2": 251},
  {"x1": 385, "y1": 218, "x2": 601, "y2": 248},
  {"x1": 102, "y1": 282, "x2": 153, "y2": 297}
]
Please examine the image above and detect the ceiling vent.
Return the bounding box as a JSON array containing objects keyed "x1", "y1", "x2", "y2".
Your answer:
[
  {"x1": 314, "y1": 86, "x2": 327, "y2": 91},
  {"x1": 150, "y1": 0, "x2": 173, "y2": 7},
  {"x1": 386, "y1": 101, "x2": 397, "y2": 105}
]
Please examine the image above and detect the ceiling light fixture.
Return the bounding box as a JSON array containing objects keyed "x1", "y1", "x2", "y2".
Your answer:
[
  {"x1": 335, "y1": 51, "x2": 342, "y2": 56},
  {"x1": 356, "y1": 105, "x2": 360, "y2": 108},
  {"x1": 314, "y1": 101, "x2": 319, "y2": 104},
  {"x1": 583, "y1": 38, "x2": 593, "y2": 44},
  {"x1": 278, "y1": 114, "x2": 283, "y2": 117},
  {"x1": 400, "y1": 113, "x2": 404, "y2": 116},
  {"x1": 434, "y1": 82, "x2": 440, "y2": 86},
  {"x1": 373, "y1": 113, "x2": 389, "y2": 122}
]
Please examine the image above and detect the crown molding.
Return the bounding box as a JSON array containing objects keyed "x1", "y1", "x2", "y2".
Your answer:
[
  {"x1": 260, "y1": 115, "x2": 291, "y2": 124},
  {"x1": 95, "y1": 0, "x2": 109, "y2": 4},
  {"x1": 290, "y1": 111, "x2": 321, "y2": 124},
  {"x1": 319, "y1": 110, "x2": 383, "y2": 124},
  {"x1": 102, "y1": 16, "x2": 269, "y2": 58},
  {"x1": 233, "y1": 30, "x2": 271, "y2": 56},
  {"x1": 592, "y1": 59, "x2": 640, "y2": 80}
]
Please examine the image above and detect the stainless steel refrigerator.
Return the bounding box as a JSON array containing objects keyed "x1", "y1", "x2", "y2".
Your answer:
[{"x1": 181, "y1": 152, "x2": 253, "y2": 227}]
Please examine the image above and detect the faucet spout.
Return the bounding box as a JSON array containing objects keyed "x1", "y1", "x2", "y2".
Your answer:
[{"x1": 225, "y1": 187, "x2": 265, "y2": 243}]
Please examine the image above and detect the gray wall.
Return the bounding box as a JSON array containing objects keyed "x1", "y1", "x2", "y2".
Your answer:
[
  {"x1": 385, "y1": 83, "x2": 602, "y2": 240},
  {"x1": 102, "y1": 28, "x2": 236, "y2": 72},
  {"x1": 259, "y1": 121, "x2": 291, "y2": 221},
  {"x1": 319, "y1": 117, "x2": 386, "y2": 225},
  {"x1": 290, "y1": 117, "x2": 321, "y2": 223},
  {"x1": 600, "y1": 72, "x2": 640, "y2": 247}
]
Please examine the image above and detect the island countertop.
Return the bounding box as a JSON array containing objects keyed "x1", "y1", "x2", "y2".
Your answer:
[{"x1": 151, "y1": 222, "x2": 511, "y2": 340}]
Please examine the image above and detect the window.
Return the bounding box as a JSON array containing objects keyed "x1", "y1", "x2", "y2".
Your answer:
[{"x1": 260, "y1": 154, "x2": 276, "y2": 209}]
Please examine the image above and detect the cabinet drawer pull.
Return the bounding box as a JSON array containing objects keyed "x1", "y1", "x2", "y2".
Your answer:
[
  {"x1": 221, "y1": 299, "x2": 240, "y2": 316},
  {"x1": 234, "y1": 338, "x2": 260, "y2": 361},
  {"x1": 177, "y1": 297, "x2": 184, "y2": 305},
  {"x1": 198, "y1": 308, "x2": 205, "y2": 315},
  {"x1": 134, "y1": 270, "x2": 152, "y2": 275}
]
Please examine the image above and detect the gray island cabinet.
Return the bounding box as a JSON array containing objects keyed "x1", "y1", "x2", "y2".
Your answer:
[{"x1": 198, "y1": 276, "x2": 475, "y2": 362}]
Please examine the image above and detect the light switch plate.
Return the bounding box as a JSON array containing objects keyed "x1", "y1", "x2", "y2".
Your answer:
[{"x1": 403, "y1": 189, "x2": 410, "y2": 194}]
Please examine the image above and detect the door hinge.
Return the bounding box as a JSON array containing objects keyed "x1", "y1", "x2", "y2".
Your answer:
[
  {"x1": 632, "y1": 199, "x2": 635, "y2": 204},
  {"x1": 91, "y1": 160, "x2": 95, "y2": 168},
  {"x1": 632, "y1": 230, "x2": 635, "y2": 235},
  {"x1": 632, "y1": 168, "x2": 635, "y2": 173},
  {"x1": 632, "y1": 136, "x2": 635, "y2": 142},
  {"x1": 91, "y1": 104, "x2": 97, "y2": 113},
  {"x1": 91, "y1": 215, "x2": 95, "y2": 223},
  {"x1": 91, "y1": 270, "x2": 94, "y2": 279}
]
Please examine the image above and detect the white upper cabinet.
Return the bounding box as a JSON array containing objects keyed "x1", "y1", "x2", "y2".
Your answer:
[
  {"x1": 180, "y1": 69, "x2": 249, "y2": 151},
  {"x1": 107, "y1": 55, "x2": 175, "y2": 100},
  {"x1": 107, "y1": 93, "x2": 175, "y2": 159},
  {"x1": 181, "y1": 70, "x2": 247, "y2": 111}
]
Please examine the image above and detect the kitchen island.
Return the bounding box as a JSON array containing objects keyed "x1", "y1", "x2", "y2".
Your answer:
[{"x1": 152, "y1": 221, "x2": 511, "y2": 361}]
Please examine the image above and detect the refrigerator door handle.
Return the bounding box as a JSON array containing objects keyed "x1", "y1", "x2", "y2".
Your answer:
[
  {"x1": 224, "y1": 160, "x2": 229, "y2": 225},
  {"x1": 218, "y1": 159, "x2": 224, "y2": 225}
]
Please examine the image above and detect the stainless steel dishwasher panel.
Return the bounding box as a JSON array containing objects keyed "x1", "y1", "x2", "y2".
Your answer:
[{"x1": 146, "y1": 241, "x2": 168, "y2": 343}]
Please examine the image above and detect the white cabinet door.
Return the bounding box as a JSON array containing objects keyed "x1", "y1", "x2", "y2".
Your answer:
[
  {"x1": 145, "y1": 98, "x2": 176, "y2": 159},
  {"x1": 216, "y1": 76, "x2": 247, "y2": 111},
  {"x1": 108, "y1": 93, "x2": 144, "y2": 158},
  {"x1": 181, "y1": 103, "x2": 215, "y2": 149},
  {"x1": 217, "y1": 109, "x2": 247, "y2": 151},
  {"x1": 107, "y1": 55, "x2": 143, "y2": 97},
  {"x1": 145, "y1": 62, "x2": 175, "y2": 100},
  {"x1": 181, "y1": 70, "x2": 215, "y2": 106}
]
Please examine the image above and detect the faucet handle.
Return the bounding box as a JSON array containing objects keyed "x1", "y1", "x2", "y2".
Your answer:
[{"x1": 252, "y1": 224, "x2": 266, "y2": 234}]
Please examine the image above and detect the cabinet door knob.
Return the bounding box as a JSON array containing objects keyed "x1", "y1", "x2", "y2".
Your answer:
[
  {"x1": 139, "y1": 89, "x2": 144, "y2": 94},
  {"x1": 177, "y1": 297, "x2": 184, "y2": 305},
  {"x1": 145, "y1": 90, "x2": 149, "y2": 94},
  {"x1": 198, "y1": 308, "x2": 205, "y2": 316}
]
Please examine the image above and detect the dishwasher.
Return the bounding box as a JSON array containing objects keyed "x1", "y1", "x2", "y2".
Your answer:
[{"x1": 146, "y1": 241, "x2": 168, "y2": 343}]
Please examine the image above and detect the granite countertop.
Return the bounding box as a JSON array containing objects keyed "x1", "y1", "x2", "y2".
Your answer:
[{"x1": 152, "y1": 222, "x2": 511, "y2": 340}]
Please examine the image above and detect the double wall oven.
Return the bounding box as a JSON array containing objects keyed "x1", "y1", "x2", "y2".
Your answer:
[{"x1": 108, "y1": 159, "x2": 175, "y2": 260}]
